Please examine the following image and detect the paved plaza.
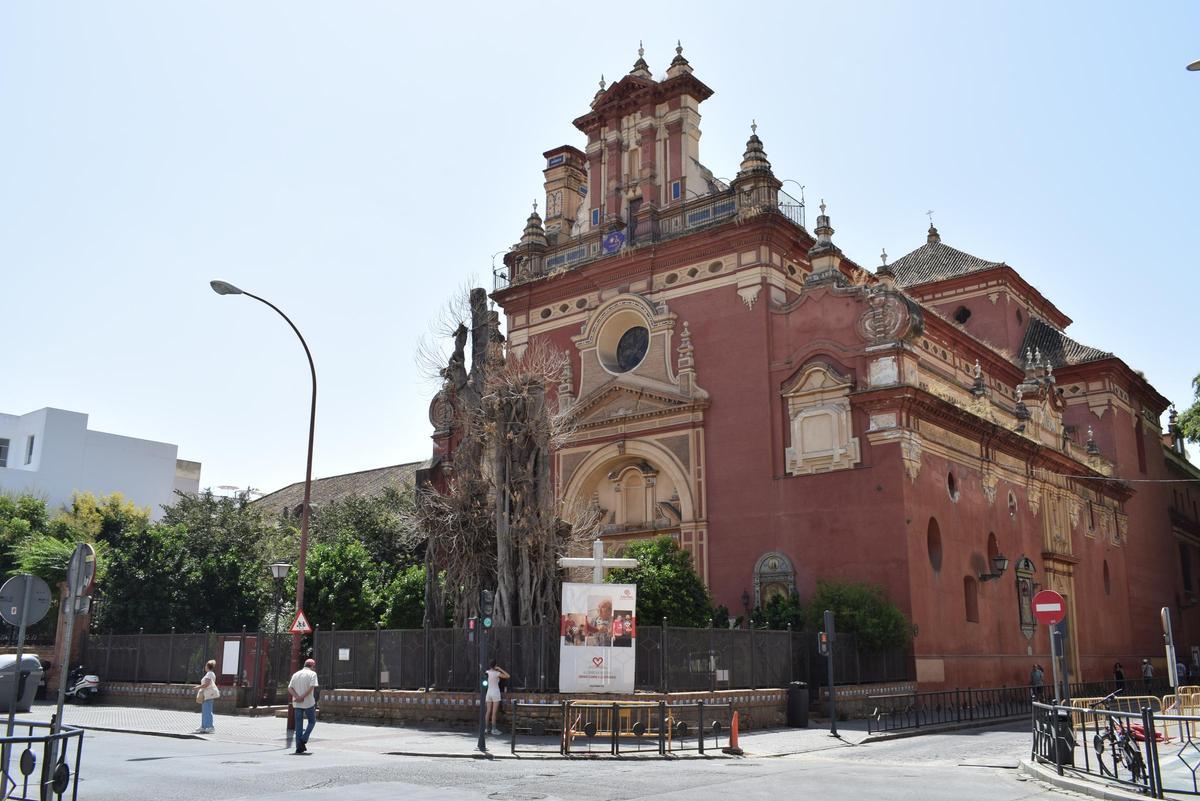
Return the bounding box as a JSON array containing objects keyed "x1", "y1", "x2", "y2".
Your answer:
[{"x1": 9, "y1": 703, "x2": 1096, "y2": 801}]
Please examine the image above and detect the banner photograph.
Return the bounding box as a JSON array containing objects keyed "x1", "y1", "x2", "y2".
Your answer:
[{"x1": 558, "y1": 582, "x2": 637, "y2": 693}]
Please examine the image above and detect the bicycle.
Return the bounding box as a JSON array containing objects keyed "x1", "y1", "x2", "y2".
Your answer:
[{"x1": 1088, "y1": 690, "x2": 1148, "y2": 785}]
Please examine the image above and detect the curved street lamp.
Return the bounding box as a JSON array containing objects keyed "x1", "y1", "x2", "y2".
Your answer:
[{"x1": 210, "y1": 280, "x2": 316, "y2": 727}]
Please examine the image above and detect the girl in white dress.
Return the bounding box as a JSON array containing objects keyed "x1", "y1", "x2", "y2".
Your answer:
[{"x1": 485, "y1": 660, "x2": 510, "y2": 734}]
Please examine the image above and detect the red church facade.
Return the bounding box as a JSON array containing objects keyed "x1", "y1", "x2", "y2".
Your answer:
[{"x1": 477, "y1": 48, "x2": 1200, "y2": 689}]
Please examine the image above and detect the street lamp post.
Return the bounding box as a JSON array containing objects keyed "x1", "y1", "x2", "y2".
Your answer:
[
  {"x1": 210, "y1": 280, "x2": 316, "y2": 729},
  {"x1": 267, "y1": 562, "x2": 290, "y2": 705}
]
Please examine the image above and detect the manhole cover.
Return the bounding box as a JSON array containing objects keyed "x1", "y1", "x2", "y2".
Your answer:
[{"x1": 488, "y1": 793, "x2": 547, "y2": 801}]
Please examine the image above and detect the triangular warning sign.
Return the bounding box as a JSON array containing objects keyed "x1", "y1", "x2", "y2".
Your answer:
[{"x1": 288, "y1": 610, "x2": 312, "y2": 634}]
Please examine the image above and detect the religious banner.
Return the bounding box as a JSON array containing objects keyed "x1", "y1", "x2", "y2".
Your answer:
[{"x1": 559, "y1": 582, "x2": 637, "y2": 693}]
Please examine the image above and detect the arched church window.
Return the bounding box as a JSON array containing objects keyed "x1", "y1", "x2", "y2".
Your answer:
[
  {"x1": 964, "y1": 576, "x2": 979, "y2": 623},
  {"x1": 927, "y1": 518, "x2": 943, "y2": 572}
]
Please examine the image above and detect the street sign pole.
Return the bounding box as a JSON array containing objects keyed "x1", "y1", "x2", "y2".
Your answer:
[
  {"x1": 1, "y1": 577, "x2": 32, "y2": 798},
  {"x1": 824, "y1": 609, "x2": 837, "y2": 738},
  {"x1": 477, "y1": 589, "x2": 494, "y2": 754},
  {"x1": 1049, "y1": 626, "x2": 1062, "y2": 703},
  {"x1": 1163, "y1": 607, "x2": 1179, "y2": 689}
]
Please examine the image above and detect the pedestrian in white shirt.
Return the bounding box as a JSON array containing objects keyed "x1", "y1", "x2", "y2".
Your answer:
[{"x1": 288, "y1": 658, "x2": 319, "y2": 754}]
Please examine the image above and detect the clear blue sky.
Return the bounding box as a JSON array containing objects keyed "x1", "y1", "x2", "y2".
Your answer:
[{"x1": 3, "y1": 2, "x2": 1198, "y2": 495}]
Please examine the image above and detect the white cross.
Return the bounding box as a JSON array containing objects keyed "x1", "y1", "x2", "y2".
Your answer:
[{"x1": 558, "y1": 538, "x2": 639, "y2": 583}]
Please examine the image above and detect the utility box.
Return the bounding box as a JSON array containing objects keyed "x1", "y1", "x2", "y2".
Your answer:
[
  {"x1": 787, "y1": 681, "x2": 809, "y2": 728},
  {"x1": 0, "y1": 656, "x2": 43, "y2": 713}
]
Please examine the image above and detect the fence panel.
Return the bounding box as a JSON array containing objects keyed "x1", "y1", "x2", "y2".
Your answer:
[{"x1": 85, "y1": 623, "x2": 910, "y2": 692}]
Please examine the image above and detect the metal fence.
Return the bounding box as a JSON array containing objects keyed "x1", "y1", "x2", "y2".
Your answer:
[
  {"x1": 0, "y1": 720, "x2": 85, "y2": 801},
  {"x1": 84, "y1": 624, "x2": 911, "y2": 695},
  {"x1": 870, "y1": 680, "x2": 1175, "y2": 735},
  {"x1": 1033, "y1": 692, "x2": 1200, "y2": 798}
]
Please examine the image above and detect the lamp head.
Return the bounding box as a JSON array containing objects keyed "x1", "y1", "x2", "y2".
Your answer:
[
  {"x1": 993, "y1": 553, "x2": 1010, "y2": 575},
  {"x1": 269, "y1": 562, "x2": 291, "y2": 580},
  {"x1": 210, "y1": 280, "x2": 244, "y2": 296}
]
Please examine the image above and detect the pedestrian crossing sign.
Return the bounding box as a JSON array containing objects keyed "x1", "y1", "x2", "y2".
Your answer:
[{"x1": 289, "y1": 610, "x2": 312, "y2": 634}]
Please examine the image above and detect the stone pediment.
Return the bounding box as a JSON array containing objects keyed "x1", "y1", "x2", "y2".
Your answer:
[{"x1": 572, "y1": 379, "x2": 703, "y2": 427}]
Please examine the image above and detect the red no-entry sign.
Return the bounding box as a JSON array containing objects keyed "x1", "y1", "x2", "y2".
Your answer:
[{"x1": 1033, "y1": 590, "x2": 1066, "y2": 626}]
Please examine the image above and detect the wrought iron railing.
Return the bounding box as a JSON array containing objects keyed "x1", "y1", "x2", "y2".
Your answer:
[
  {"x1": 510, "y1": 698, "x2": 729, "y2": 756},
  {"x1": 0, "y1": 719, "x2": 85, "y2": 801},
  {"x1": 85, "y1": 624, "x2": 911, "y2": 696}
]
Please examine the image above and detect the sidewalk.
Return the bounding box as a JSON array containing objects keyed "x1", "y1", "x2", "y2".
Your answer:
[{"x1": 20, "y1": 701, "x2": 869, "y2": 759}]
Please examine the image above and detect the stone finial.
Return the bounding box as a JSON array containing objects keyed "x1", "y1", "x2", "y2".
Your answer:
[
  {"x1": 520, "y1": 203, "x2": 547, "y2": 249},
  {"x1": 639, "y1": 40, "x2": 644, "y2": 58},
  {"x1": 532, "y1": 199, "x2": 538, "y2": 213},
  {"x1": 1086, "y1": 425, "x2": 1100, "y2": 455},
  {"x1": 751, "y1": 118, "x2": 757, "y2": 135},
  {"x1": 876, "y1": 247, "x2": 894, "y2": 279},
  {"x1": 677, "y1": 321, "x2": 696, "y2": 396},
  {"x1": 1015, "y1": 386, "x2": 1024, "y2": 404},
  {"x1": 1170, "y1": 403, "x2": 1179, "y2": 425},
  {"x1": 1035, "y1": 347, "x2": 1042, "y2": 365},
  {"x1": 1025, "y1": 347, "x2": 1033, "y2": 366},
  {"x1": 973, "y1": 359, "x2": 982, "y2": 379}
]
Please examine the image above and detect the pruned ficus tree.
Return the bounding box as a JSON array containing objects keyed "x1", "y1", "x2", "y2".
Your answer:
[{"x1": 416, "y1": 287, "x2": 598, "y2": 628}]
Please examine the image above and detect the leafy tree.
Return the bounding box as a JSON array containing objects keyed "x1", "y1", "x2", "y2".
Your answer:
[
  {"x1": 308, "y1": 487, "x2": 422, "y2": 582},
  {"x1": 94, "y1": 491, "x2": 273, "y2": 633},
  {"x1": 378, "y1": 564, "x2": 432, "y2": 629},
  {"x1": 51, "y1": 492, "x2": 151, "y2": 546},
  {"x1": 605, "y1": 537, "x2": 713, "y2": 627},
  {"x1": 290, "y1": 539, "x2": 381, "y2": 631},
  {"x1": 802, "y1": 580, "x2": 913, "y2": 651},
  {"x1": 751, "y1": 591, "x2": 804, "y2": 630},
  {"x1": 0, "y1": 494, "x2": 54, "y2": 577},
  {"x1": 1180, "y1": 374, "x2": 1200, "y2": 444}
]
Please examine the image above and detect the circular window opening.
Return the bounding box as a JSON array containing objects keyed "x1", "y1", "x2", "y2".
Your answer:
[
  {"x1": 615, "y1": 327, "x2": 649, "y2": 372},
  {"x1": 947, "y1": 472, "x2": 959, "y2": 501},
  {"x1": 927, "y1": 518, "x2": 943, "y2": 572},
  {"x1": 953, "y1": 306, "x2": 971, "y2": 324}
]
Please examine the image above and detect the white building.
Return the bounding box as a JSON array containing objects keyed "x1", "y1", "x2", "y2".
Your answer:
[{"x1": 0, "y1": 408, "x2": 201, "y2": 519}]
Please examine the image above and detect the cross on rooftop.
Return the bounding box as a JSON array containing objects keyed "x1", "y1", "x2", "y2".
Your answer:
[{"x1": 558, "y1": 539, "x2": 639, "y2": 583}]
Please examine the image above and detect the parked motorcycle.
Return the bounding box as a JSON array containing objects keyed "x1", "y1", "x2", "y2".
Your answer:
[{"x1": 64, "y1": 666, "x2": 99, "y2": 703}]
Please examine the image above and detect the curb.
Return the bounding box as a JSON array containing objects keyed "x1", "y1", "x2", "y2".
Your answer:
[
  {"x1": 72, "y1": 724, "x2": 203, "y2": 741},
  {"x1": 1018, "y1": 758, "x2": 1149, "y2": 801}
]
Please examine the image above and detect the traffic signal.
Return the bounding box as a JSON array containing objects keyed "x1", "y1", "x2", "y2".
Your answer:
[
  {"x1": 817, "y1": 630, "x2": 830, "y2": 656},
  {"x1": 480, "y1": 589, "x2": 495, "y2": 627},
  {"x1": 467, "y1": 616, "x2": 476, "y2": 643}
]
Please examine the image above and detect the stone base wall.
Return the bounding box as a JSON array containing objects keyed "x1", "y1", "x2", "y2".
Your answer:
[
  {"x1": 317, "y1": 688, "x2": 788, "y2": 729},
  {"x1": 101, "y1": 682, "x2": 245, "y2": 714},
  {"x1": 814, "y1": 681, "x2": 917, "y2": 719}
]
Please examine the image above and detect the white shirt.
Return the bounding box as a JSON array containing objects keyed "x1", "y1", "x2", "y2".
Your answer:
[
  {"x1": 201, "y1": 670, "x2": 219, "y2": 700},
  {"x1": 289, "y1": 667, "x2": 319, "y2": 709}
]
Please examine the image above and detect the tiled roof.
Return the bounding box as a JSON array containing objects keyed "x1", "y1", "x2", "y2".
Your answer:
[
  {"x1": 252, "y1": 461, "x2": 423, "y2": 518},
  {"x1": 890, "y1": 241, "x2": 1005, "y2": 287},
  {"x1": 1018, "y1": 317, "x2": 1112, "y2": 369}
]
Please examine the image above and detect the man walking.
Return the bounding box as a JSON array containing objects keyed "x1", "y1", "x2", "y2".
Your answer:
[
  {"x1": 288, "y1": 658, "x2": 319, "y2": 755},
  {"x1": 1142, "y1": 658, "x2": 1155, "y2": 691}
]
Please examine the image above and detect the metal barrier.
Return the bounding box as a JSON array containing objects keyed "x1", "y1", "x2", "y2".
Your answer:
[
  {"x1": 509, "y1": 701, "x2": 565, "y2": 755},
  {"x1": 869, "y1": 684, "x2": 1034, "y2": 734},
  {"x1": 0, "y1": 719, "x2": 85, "y2": 801},
  {"x1": 510, "y1": 699, "x2": 730, "y2": 757}
]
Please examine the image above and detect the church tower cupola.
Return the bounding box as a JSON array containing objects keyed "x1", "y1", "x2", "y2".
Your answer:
[
  {"x1": 736, "y1": 120, "x2": 773, "y2": 176},
  {"x1": 667, "y1": 40, "x2": 692, "y2": 78},
  {"x1": 731, "y1": 120, "x2": 781, "y2": 216},
  {"x1": 630, "y1": 41, "x2": 651, "y2": 79},
  {"x1": 927, "y1": 224, "x2": 941, "y2": 244},
  {"x1": 806, "y1": 200, "x2": 844, "y2": 280},
  {"x1": 521, "y1": 201, "x2": 547, "y2": 248}
]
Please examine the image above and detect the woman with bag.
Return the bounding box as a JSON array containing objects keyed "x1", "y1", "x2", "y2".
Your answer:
[{"x1": 195, "y1": 659, "x2": 219, "y2": 734}]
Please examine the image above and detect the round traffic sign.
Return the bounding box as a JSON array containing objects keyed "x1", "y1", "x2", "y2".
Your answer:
[
  {"x1": 1032, "y1": 589, "x2": 1067, "y2": 626},
  {"x1": 0, "y1": 575, "x2": 53, "y2": 627},
  {"x1": 66, "y1": 543, "x2": 97, "y2": 597}
]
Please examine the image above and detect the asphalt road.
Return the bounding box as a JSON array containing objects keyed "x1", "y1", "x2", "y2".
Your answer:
[{"x1": 74, "y1": 722, "x2": 1079, "y2": 801}]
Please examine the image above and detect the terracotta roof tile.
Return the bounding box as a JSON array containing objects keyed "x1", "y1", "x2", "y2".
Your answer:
[
  {"x1": 1018, "y1": 317, "x2": 1111, "y2": 368},
  {"x1": 890, "y1": 241, "x2": 1004, "y2": 287},
  {"x1": 253, "y1": 461, "x2": 422, "y2": 518}
]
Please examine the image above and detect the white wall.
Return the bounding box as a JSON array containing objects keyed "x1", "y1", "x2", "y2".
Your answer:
[{"x1": 0, "y1": 408, "x2": 200, "y2": 519}]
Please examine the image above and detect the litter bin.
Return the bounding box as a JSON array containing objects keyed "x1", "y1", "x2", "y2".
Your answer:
[
  {"x1": 0, "y1": 656, "x2": 43, "y2": 714},
  {"x1": 787, "y1": 681, "x2": 809, "y2": 728},
  {"x1": 1052, "y1": 708, "x2": 1075, "y2": 767}
]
